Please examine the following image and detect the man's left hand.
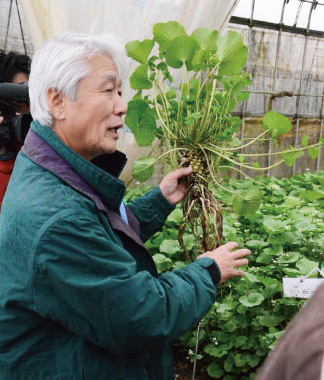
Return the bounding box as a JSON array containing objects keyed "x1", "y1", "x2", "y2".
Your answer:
[{"x1": 159, "y1": 167, "x2": 192, "y2": 205}]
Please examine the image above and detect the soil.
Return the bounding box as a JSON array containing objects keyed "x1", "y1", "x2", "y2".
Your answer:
[{"x1": 174, "y1": 346, "x2": 213, "y2": 380}]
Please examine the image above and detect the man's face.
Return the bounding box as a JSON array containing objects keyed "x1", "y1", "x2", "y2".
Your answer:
[{"x1": 53, "y1": 55, "x2": 127, "y2": 160}]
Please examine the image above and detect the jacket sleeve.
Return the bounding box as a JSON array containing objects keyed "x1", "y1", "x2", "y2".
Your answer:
[
  {"x1": 126, "y1": 186, "x2": 175, "y2": 242},
  {"x1": 32, "y1": 211, "x2": 220, "y2": 355}
]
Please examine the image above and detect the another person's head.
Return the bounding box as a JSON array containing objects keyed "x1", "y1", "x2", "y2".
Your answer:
[
  {"x1": 29, "y1": 32, "x2": 128, "y2": 160},
  {"x1": 0, "y1": 50, "x2": 30, "y2": 84}
]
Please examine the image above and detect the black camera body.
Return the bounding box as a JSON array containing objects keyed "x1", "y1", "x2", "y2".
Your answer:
[{"x1": 0, "y1": 82, "x2": 32, "y2": 147}]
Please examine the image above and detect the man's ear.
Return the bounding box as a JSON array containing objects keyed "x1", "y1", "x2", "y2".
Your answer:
[{"x1": 46, "y1": 88, "x2": 65, "y2": 120}]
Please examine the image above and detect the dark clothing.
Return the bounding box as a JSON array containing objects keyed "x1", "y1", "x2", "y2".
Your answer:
[
  {"x1": 256, "y1": 282, "x2": 324, "y2": 380},
  {"x1": 0, "y1": 121, "x2": 220, "y2": 380}
]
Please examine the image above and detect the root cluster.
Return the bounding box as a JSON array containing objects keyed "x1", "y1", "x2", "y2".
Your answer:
[{"x1": 178, "y1": 173, "x2": 223, "y2": 262}]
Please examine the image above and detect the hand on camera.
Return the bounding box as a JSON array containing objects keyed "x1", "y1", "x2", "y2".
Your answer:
[{"x1": 198, "y1": 242, "x2": 251, "y2": 283}]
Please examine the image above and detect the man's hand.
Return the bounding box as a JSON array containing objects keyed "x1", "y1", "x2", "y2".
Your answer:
[
  {"x1": 198, "y1": 242, "x2": 251, "y2": 283},
  {"x1": 159, "y1": 167, "x2": 193, "y2": 205}
]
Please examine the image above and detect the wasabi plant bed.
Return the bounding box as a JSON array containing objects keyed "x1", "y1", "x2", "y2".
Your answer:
[{"x1": 125, "y1": 171, "x2": 324, "y2": 380}]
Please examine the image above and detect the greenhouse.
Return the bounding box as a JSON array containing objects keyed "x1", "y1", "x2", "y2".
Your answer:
[{"x1": 0, "y1": 1, "x2": 323, "y2": 380}]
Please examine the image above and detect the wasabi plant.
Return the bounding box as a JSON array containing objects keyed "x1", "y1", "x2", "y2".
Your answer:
[{"x1": 125, "y1": 21, "x2": 322, "y2": 259}]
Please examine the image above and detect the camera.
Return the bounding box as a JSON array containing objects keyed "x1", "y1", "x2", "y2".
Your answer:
[{"x1": 0, "y1": 82, "x2": 32, "y2": 147}]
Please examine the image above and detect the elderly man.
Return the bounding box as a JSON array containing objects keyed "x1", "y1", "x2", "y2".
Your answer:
[{"x1": 0, "y1": 33, "x2": 250, "y2": 380}]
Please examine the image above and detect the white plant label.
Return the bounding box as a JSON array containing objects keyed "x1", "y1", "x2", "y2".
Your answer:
[{"x1": 283, "y1": 277, "x2": 324, "y2": 298}]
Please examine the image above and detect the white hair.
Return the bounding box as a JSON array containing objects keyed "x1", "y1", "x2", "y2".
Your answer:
[{"x1": 29, "y1": 32, "x2": 126, "y2": 127}]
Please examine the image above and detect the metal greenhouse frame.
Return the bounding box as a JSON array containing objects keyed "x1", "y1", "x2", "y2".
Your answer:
[{"x1": 229, "y1": 0, "x2": 324, "y2": 177}]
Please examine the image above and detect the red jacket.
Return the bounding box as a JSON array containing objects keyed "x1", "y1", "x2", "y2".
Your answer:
[{"x1": 0, "y1": 158, "x2": 15, "y2": 211}]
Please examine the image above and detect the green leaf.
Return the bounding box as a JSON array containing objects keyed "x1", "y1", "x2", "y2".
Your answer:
[
  {"x1": 296, "y1": 257, "x2": 319, "y2": 276},
  {"x1": 239, "y1": 292, "x2": 264, "y2": 307},
  {"x1": 127, "y1": 99, "x2": 150, "y2": 117},
  {"x1": 153, "y1": 253, "x2": 172, "y2": 272},
  {"x1": 191, "y1": 28, "x2": 218, "y2": 51},
  {"x1": 165, "y1": 35, "x2": 200, "y2": 68},
  {"x1": 308, "y1": 146, "x2": 320, "y2": 159},
  {"x1": 303, "y1": 190, "x2": 324, "y2": 201},
  {"x1": 278, "y1": 251, "x2": 300, "y2": 264},
  {"x1": 183, "y1": 234, "x2": 196, "y2": 250},
  {"x1": 302, "y1": 135, "x2": 309, "y2": 146},
  {"x1": 262, "y1": 111, "x2": 292, "y2": 138},
  {"x1": 243, "y1": 273, "x2": 261, "y2": 285},
  {"x1": 153, "y1": 21, "x2": 186, "y2": 52},
  {"x1": 236, "y1": 91, "x2": 250, "y2": 101},
  {"x1": 255, "y1": 254, "x2": 273, "y2": 265},
  {"x1": 132, "y1": 156, "x2": 155, "y2": 182},
  {"x1": 190, "y1": 49, "x2": 208, "y2": 70},
  {"x1": 129, "y1": 64, "x2": 152, "y2": 90},
  {"x1": 153, "y1": 253, "x2": 171, "y2": 263},
  {"x1": 137, "y1": 113, "x2": 157, "y2": 146},
  {"x1": 223, "y1": 320, "x2": 237, "y2": 332},
  {"x1": 246, "y1": 240, "x2": 270, "y2": 249},
  {"x1": 207, "y1": 361, "x2": 225, "y2": 378},
  {"x1": 232, "y1": 188, "x2": 263, "y2": 216},
  {"x1": 205, "y1": 344, "x2": 228, "y2": 358},
  {"x1": 166, "y1": 88, "x2": 177, "y2": 99},
  {"x1": 234, "y1": 353, "x2": 247, "y2": 367},
  {"x1": 282, "y1": 196, "x2": 301, "y2": 208},
  {"x1": 262, "y1": 217, "x2": 286, "y2": 233},
  {"x1": 126, "y1": 39, "x2": 154, "y2": 64},
  {"x1": 173, "y1": 261, "x2": 186, "y2": 270},
  {"x1": 216, "y1": 31, "x2": 248, "y2": 75},
  {"x1": 257, "y1": 276, "x2": 281, "y2": 290},
  {"x1": 126, "y1": 106, "x2": 157, "y2": 147},
  {"x1": 125, "y1": 109, "x2": 141, "y2": 129},
  {"x1": 167, "y1": 208, "x2": 183, "y2": 223},
  {"x1": 281, "y1": 149, "x2": 304, "y2": 167},
  {"x1": 247, "y1": 356, "x2": 261, "y2": 368},
  {"x1": 234, "y1": 336, "x2": 247, "y2": 348},
  {"x1": 160, "y1": 239, "x2": 181, "y2": 255},
  {"x1": 224, "y1": 353, "x2": 234, "y2": 372}
]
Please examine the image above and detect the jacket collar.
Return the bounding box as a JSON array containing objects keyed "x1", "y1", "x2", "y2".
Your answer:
[{"x1": 22, "y1": 121, "x2": 127, "y2": 212}]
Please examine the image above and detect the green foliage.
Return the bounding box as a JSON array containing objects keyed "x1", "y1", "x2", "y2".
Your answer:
[
  {"x1": 153, "y1": 21, "x2": 187, "y2": 51},
  {"x1": 129, "y1": 64, "x2": 152, "y2": 90},
  {"x1": 132, "y1": 156, "x2": 155, "y2": 181},
  {"x1": 262, "y1": 111, "x2": 292, "y2": 138},
  {"x1": 232, "y1": 188, "x2": 263, "y2": 216},
  {"x1": 126, "y1": 171, "x2": 324, "y2": 379},
  {"x1": 125, "y1": 20, "x2": 322, "y2": 221},
  {"x1": 191, "y1": 28, "x2": 218, "y2": 51},
  {"x1": 125, "y1": 100, "x2": 157, "y2": 146},
  {"x1": 125, "y1": 39, "x2": 154, "y2": 64},
  {"x1": 215, "y1": 31, "x2": 248, "y2": 75}
]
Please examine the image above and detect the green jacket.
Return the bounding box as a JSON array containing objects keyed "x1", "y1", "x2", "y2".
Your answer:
[{"x1": 0, "y1": 121, "x2": 220, "y2": 380}]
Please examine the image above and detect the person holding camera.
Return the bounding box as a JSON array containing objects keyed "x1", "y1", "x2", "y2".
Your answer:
[
  {"x1": 0, "y1": 49, "x2": 30, "y2": 210},
  {"x1": 0, "y1": 33, "x2": 251, "y2": 380}
]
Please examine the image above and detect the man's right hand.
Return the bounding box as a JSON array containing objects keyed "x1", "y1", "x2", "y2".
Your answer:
[{"x1": 198, "y1": 242, "x2": 251, "y2": 283}]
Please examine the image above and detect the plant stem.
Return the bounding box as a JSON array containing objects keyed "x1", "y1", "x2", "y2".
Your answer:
[
  {"x1": 204, "y1": 145, "x2": 285, "y2": 172},
  {"x1": 153, "y1": 94, "x2": 177, "y2": 139},
  {"x1": 238, "y1": 142, "x2": 322, "y2": 157},
  {"x1": 218, "y1": 165, "x2": 264, "y2": 185},
  {"x1": 222, "y1": 130, "x2": 270, "y2": 152},
  {"x1": 198, "y1": 144, "x2": 243, "y2": 199}
]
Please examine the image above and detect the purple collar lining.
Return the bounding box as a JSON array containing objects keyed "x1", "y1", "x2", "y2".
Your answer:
[
  {"x1": 22, "y1": 130, "x2": 107, "y2": 213},
  {"x1": 22, "y1": 130, "x2": 144, "y2": 248}
]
